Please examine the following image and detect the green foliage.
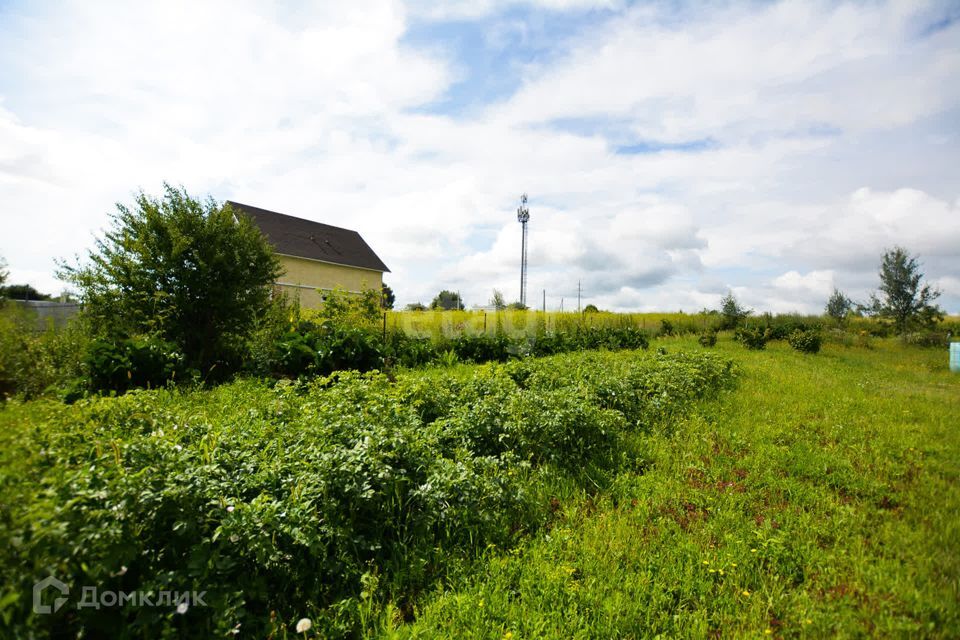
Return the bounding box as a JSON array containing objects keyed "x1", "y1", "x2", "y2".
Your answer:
[
  {"x1": 788, "y1": 329, "x2": 822, "y2": 354},
  {"x1": 399, "y1": 339, "x2": 960, "y2": 639},
  {"x1": 58, "y1": 184, "x2": 281, "y2": 375},
  {"x1": 758, "y1": 314, "x2": 823, "y2": 341},
  {"x1": 0, "y1": 255, "x2": 7, "y2": 289},
  {"x1": 314, "y1": 287, "x2": 383, "y2": 327},
  {"x1": 447, "y1": 333, "x2": 512, "y2": 363},
  {"x1": 84, "y1": 334, "x2": 190, "y2": 393},
  {"x1": 869, "y1": 247, "x2": 943, "y2": 334},
  {"x1": 507, "y1": 301, "x2": 529, "y2": 311},
  {"x1": 734, "y1": 325, "x2": 769, "y2": 350},
  {"x1": 659, "y1": 319, "x2": 674, "y2": 336},
  {"x1": 490, "y1": 289, "x2": 506, "y2": 311},
  {"x1": 698, "y1": 331, "x2": 718, "y2": 347},
  {"x1": 719, "y1": 292, "x2": 751, "y2": 330},
  {"x1": 0, "y1": 284, "x2": 52, "y2": 301},
  {"x1": 902, "y1": 330, "x2": 951, "y2": 349},
  {"x1": 0, "y1": 306, "x2": 88, "y2": 399},
  {"x1": 381, "y1": 283, "x2": 395, "y2": 310},
  {"x1": 583, "y1": 304, "x2": 599, "y2": 314},
  {"x1": 430, "y1": 290, "x2": 463, "y2": 311},
  {"x1": 825, "y1": 288, "x2": 854, "y2": 324},
  {"x1": 404, "y1": 302, "x2": 427, "y2": 311},
  {"x1": 0, "y1": 349, "x2": 734, "y2": 638}
]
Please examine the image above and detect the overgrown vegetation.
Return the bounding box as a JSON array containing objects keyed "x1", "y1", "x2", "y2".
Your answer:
[
  {"x1": 395, "y1": 339, "x2": 960, "y2": 638},
  {"x1": 57, "y1": 184, "x2": 281, "y2": 378},
  {"x1": 0, "y1": 349, "x2": 734, "y2": 638}
]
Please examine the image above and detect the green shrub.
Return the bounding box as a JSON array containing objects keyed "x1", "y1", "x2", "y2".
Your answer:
[
  {"x1": 788, "y1": 329, "x2": 823, "y2": 354},
  {"x1": 449, "y1": 333, "x2": 512, "y2": 363},
  {"x1": 659, "y1": 319, "x2": 674, "y2": 336},
  {"x1": 734, "y1": 326, "x2": 770, "y2": 350},
  {"x1": 697, "y1": 331, "x2": 717, "y2": 347},
  {"x1": 0, "y1": 306, "x2": 88, "y2": 399},
  {"x1": 85, "y1": 334, "x2": 189, "y2": 392}
]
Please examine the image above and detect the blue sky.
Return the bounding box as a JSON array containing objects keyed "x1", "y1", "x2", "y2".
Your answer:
[{"x1": 1, "y1": 0, "x2": 958, "y2": 313}]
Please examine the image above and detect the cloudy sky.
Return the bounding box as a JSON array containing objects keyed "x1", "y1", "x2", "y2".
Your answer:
[{"x1": 1, "y1": 0, "x2": 958, "y2": 313}]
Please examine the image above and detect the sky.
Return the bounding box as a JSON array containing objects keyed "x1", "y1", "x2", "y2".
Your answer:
[{"x1": 1, "y1": 0, "x2": 958, "y2": 313}]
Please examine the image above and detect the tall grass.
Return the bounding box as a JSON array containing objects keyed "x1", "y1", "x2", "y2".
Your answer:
[{"x1": 384, "y1": 310, "x2": 721, "y2": 339}]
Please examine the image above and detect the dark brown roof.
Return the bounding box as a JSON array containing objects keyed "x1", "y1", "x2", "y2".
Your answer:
[{"x1": 227, "y1": 201, "x2": 390, "y2": 273}]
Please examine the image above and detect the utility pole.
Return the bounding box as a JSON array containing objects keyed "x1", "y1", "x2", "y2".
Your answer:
[
  {"x1": 577, "y1": 280, "x2": 581, "y2": 314},
  {"x1": 517, "y1": 194, "x2": 530, "y2": 307},
  {"x1": 542, "y1": 289, "x2": 546, "y2": 313}
]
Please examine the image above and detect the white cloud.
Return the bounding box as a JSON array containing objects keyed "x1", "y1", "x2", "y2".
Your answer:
[{"x1": 0, "y1": 0, "x2": 958, "y2": 314}]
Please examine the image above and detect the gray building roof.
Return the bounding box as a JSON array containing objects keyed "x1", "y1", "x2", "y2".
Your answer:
[{"x1": 228, "y1": 201, "x2": 390, "y2": 273}]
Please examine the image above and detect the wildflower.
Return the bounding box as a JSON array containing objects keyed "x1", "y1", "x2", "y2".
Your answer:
[
  {"x1": 750, "y1": 548, "x2": 757, "y2": 553},
  {"x1": 296, "y1": 618, "x2": 312, "y2": 633},
  {"x1": 742, "y1": 590, "x2": 750, "y2": 596},
  {"x1": 702, "y1": 560, "x2": 710, "y2": 565},
  {"x1": 478, "y1": 599, "x2": 485, "y2": 609},
  {"x1": 503, "y1": 633, "x2": 514, "y2": 640},
  {"x1": 176, "y1": 602, "x2": 189, "y2": 614},
  {"x1": 764, "y1": 629, "x2": 772, "y2": 635},
  {"x1": 227, "y1": 505, "x2": 235, "y2": 513},
  {"x1": 805, "y1": 619, "x2": 812, "y2": 624}
]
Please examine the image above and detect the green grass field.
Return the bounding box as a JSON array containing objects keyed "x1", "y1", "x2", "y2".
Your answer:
[{"x1": 382, "y1": 338, "x2": 960, "y2": 638}]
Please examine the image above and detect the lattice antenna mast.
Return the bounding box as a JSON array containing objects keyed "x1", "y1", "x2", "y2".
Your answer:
[{"x1": 517, "y1": 193, "x2": 530, "y2": 307}]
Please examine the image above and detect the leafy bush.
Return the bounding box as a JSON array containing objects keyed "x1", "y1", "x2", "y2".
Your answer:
[
  {"x1": 659, "y1": 319, "x2": 674, "y2": 336},
  {"x1": 383, "y1": 331, "x2": 435, "y2": 368},
  {"x1": 266, "y1": 320, "x2": 384, "y2": 378},
  {"x1": 734, "y1": 326, "x2": 770, "y2": 350},
  {"x1": 697, "y1": 331, "x2": 717, "y2": 347},
  {"x1": 788, "y1": 329, "x2": 823, "y2": 354},
  {"x1": 0, "y1": 350, "x2": 735, "y2": 638},
  {"x1": 58, "y1": 185, "x2": 282, "y2": 376},
  {"x1": 448, "y1": 333, "x2": 512, "y2": 363},
  {"x1": 0, "y1": 306, "x2": 88, "y2": 399},
  {"x1": 760, "y1": 315, "x2": 823, "y2": 341},
  {"x1": 85, "y1": 334, "x2": 190, "y2": 393}
]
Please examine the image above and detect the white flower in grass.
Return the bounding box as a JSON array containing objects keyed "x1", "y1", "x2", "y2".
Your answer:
[
  {"x1": 226, "y1": 505, "x2": 235, "y2": 513},
  {"x1": 176, "y1": 601, "x2": 189, "y2": 614},
  {"x1": 296, "y1": 618, "x2": 312, "y2": 633}
]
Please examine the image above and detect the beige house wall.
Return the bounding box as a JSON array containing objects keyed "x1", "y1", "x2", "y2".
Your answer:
[{"x1": 274, "y1": 254, "x2": 383, "y2": 309}]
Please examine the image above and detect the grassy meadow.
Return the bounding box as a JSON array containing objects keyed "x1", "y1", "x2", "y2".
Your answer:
[{"x1": 387, "y1": 337, "x2": 960, "y2": 638}]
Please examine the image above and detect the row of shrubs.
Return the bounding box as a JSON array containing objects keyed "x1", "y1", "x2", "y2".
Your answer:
[
  {"x1": 732, "y1": 325, "x2": 824, "y2": 353},
  {"x1": 262, "y1": 321, "x2": 650, "y2": 379},
  {"x1": 0, "y1": 349, "x2": 736, "y2": 638},
  {"x1": 49, "y1": 323, "x2": 652, "y2": 397}
]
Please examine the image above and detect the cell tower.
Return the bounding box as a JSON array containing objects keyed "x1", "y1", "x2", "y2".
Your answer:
[{"x1": 517, "y1": 193, "x2": 530, "y2": 307}]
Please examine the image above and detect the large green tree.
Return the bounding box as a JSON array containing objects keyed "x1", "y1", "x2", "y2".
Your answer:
[
  {"x1": 869, "y1": 247, "x2": 942, "y2": 334},
  {"x1": 59, "y1": 184, "x2": 281, "y2": 372}
]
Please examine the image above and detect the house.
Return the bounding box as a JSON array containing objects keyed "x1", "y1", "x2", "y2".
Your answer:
[{"x1": 228, "y1": 201, "x2": 389, "y2": 309}]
